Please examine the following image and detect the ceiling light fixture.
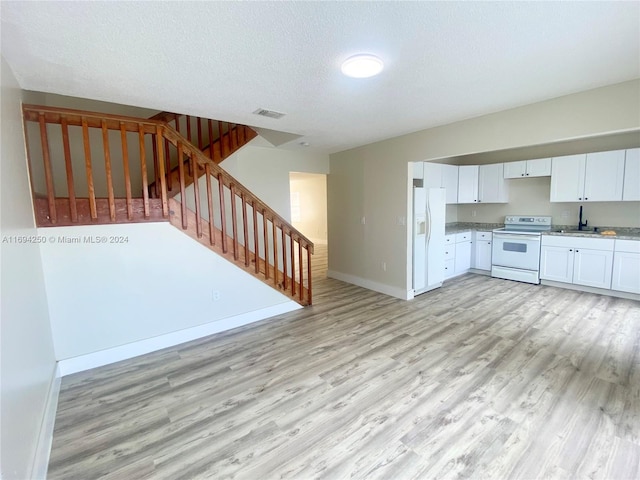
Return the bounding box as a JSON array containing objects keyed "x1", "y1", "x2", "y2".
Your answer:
[{"x1": 341, "y1": 54, "x2": 384, "y2": 78}]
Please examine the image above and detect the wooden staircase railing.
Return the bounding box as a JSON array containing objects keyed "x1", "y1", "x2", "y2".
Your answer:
[
  {"x1": 22, "y1": 104, "x2": 313, "y2": 306},
  {"x1": 147, "y1": 112, "x2": 258, "y2": 198}
]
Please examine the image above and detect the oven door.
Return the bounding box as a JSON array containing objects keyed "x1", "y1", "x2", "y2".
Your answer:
[{"x1": 492, "y1": 232, "x2": 541, "y2": 271}]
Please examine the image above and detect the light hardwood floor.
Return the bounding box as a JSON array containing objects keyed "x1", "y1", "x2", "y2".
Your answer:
[{"x1": 48, "y1": 250, "x2": 639, "y2": 479}]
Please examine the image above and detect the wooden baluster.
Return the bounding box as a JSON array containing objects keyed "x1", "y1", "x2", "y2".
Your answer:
[
  {"x1": 119, "y1": 123, "x2": 133, "y2": 220},
  {"x1": 151, "y1": 133, "x2": 159, "y2": 197},
  {"x1": 263, "y1": 212, "x2": 269, "y2": 279},
  {"x1": 218, "y1": 121, "x2": 224, "y2": 157},
  {"x1": 281, "y1": 227, "x2": 287, "y2": 290},
  {"x1": 207, "y1": 120, "x2": 214, "y2": 159},
  {"x1": 81, "y1": 117, "x2": 97, "y2": 220},
  {"x1": 186, "y1": 116, "x2": 192, "y2": 145},
  {"x1": 197, "y1": 117, "x2": 203, "y2": 149},
  {"x1": 191, "y1": 154, "x2": 202, "y2": 238},
  {"x1": 253, "y1": 203, "x2": 259, "y2": 273},
  {"x1": 177, "y1": 143, "x2": 187, "y2": 229},
  {"x1": 38, "y1": 113, "x2": 57, "y2": 223},
  {"x1": 239, "y1": 125, "x2": 245, "y2": 145},
  {"x1": 174, "y1": 114, "x2": 180, "y2": 134},
  {"x1": 164, "y1": 138, "x2": 171, "y2": 191},
  {"x1": 138, "y1": 128, "x2": 150, "y2": 217},
  {"x1": 218, "y1": 173, "x2": 227, "y2": 253},
  {"x1": 230, "y1": 184, "x2": 238, "y2": 260},
  {"x1": 60, "y1": 118, "x2": 78, "y2": 222},
  {"x1": 272, "y1": 220, "x2": 278, "y2": 286},
  {"x1": 298, "y1": 239, "x2": 303, "y2": 300},
  {"x1": 307, "y1": 245, "x2": 312, "y2": 305},
  {"x1": 205, "y1": 164, "x2": 215, "y2": 246},
  {"x1": 290, "y1": 234, "x2": 295, "y2": 296},
  {"x1": 155, "y1": 126, "x2": 169, "y2": 217},
  {"x1": 101, "y1": 120, "x2": 116, "y2": 221},
  {"x1": 242, "y1": 194, "x2": 249, "y2": 266},
  {"x1": 233, "y1": 124, "x2": 239, "y2": 150}
]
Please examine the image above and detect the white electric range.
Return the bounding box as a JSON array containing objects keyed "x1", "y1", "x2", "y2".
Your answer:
[{"x1": 491, "y1": 215, "x2": 552, "y2": 284}]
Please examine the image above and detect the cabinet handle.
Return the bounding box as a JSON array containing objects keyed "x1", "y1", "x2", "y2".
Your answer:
[
  {"x1": 526, "y1": 173, "x2": 530, "y2": 176},
  {"x1": 521, "y1": 173, "x2": 525, "y2": 176},
  {"x1": 569, "y1": 249, "x2": 573, "y2": 252},
  {"x1": 585, "y1": 197, "x2": 588, "y2": 200},
  {"x1": 576, "y1": 250, "x2": 579, "y2": 253}
]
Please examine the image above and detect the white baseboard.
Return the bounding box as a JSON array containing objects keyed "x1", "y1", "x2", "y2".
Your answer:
[
  {"x1": 31, "y1": 364, "x2": 61, "y2": 480},
  {"x1": 57, "y1": 302, "x2": 301, "y2": 376},
  {"x1": 327, "y1": 270, "x2": 411, "y2": 300}
]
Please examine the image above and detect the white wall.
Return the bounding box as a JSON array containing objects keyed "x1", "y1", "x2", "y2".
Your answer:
[
  {"x1": 328, "y1": 80, "x2": 640, "y2": 298},
  {"x1": 38, "y1": 222, "x2": 299, "y2": 361},
  {"x1": 290, "y1": 172, "x2": 328, "y2": 244},
  {"x1": 456, "y1": 176, "x2": 640, "y2": 227},
  {"x1": 1, "y1": 57, "x2": 57, "y2": 480}
]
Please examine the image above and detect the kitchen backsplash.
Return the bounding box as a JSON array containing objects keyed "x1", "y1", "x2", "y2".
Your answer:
[{"x1": 450, "y1": 177, "x2": 640, "y2": 228}]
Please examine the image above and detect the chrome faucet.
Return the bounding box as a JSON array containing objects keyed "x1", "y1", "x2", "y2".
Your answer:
[{"x1": 578, "y1": 205, "x2": 588, "y2": 231}]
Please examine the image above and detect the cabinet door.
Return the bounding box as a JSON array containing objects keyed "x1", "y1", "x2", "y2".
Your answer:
[
  {"x1": 478, "y1": 163, "x2": 508, "y2": 203},
  {"x1": 441, "y1": 164, "x2": 459, "y2": 204},
  {"x1": 550, "y1": 154, "x2": 586, "y2": 202},
  {"x1": 504, "y1": 161, "x2": 527, "y2": 178},
  {"x1": 623, "y1": 148, "x2": 640, "y2": 201},
  {"x1": 573, "y1": 248, "x2": 613, "y2": 289},
  {"x1": 612, "y1": 251, "x2": 640, "y2": 294},
  {"x1": 474, "y1": 240, "x2": 492, "y2": 271},
  {"x1": 526, "y1": 158, "x2": 552, "y2": 177},
  {"x1": 540, "y1": 246, "x2": 574, "y2": 283},
  {"x1": 584, "y1": 150, "x2": 625, "y2": 202},
  {"x1": 412, "y1": 161, "x2": 424, "y2": 180},
  {"x1": 454, "y1": 241, "x2": 471, "y2": 274},
  {"x1": 444, "y1": 258, "x2": 456, "y2": 279},
  {"x1": 457, "y1": 166, "x2": 479, "y2": 203},
  {"x1": 423, "y1": 162, "x2": 442, "y2": 189}
]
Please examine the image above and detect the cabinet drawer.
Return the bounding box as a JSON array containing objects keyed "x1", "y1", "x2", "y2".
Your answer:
[
  {"x1": 542, "y1": 235, "x2": 614, "y2": 251},
  {"x1": 475, "y1": 231, "x2": 492, "y2": 240},
  {"x1": 445, "y1": 235, "x2": 455, "y2": 245},
  {"x1": 615, "y1": 240, "x2": 640, "y2": 254},
  {"x1": 455, "y1": 231, "x2": 471, "y2": 243},
  {"x1": 444, "y1": 246, "x2": 455, "y2": 260}
]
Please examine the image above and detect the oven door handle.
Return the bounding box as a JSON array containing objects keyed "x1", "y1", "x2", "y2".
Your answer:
[{"x1": 493, "y1": 233, "x2": 541, "y2": 241}]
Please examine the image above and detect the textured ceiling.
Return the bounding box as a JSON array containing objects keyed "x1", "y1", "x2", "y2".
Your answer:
[{"x1": 1, "y1": 1, "x2": 639, "y2": 154}]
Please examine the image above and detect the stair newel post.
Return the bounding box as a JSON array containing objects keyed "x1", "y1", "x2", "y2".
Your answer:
[
  {"x1": 290, "y1": 233, "x2": 295, "y2": 296},
  {"x1": 272, "y1": 220, "x2": 278, "y2": 286},
  {"x1": 137, "y1": 127, "x2": 150, "y2": 218},
  {"x1": 262, "y1": 212, "x2": 269, "y2": 279},
  {"x1": 177, "y1": 142, "x2": 187, "y2": 229},
  {"x1": 81, "y1": 117, "x2": 98, "y2": 220},
  {"x1": 218, "y1": 172, "x2": 227, "y2": 253},
  {"x1": 37, "y1": 113, "x2": 57, "y2": 224},
  {"x1": 205, "y1": 164, "x2": 215, "y2": 246},
  {"x1": 191, "y1": 153, "x2": 202, "y2": 238},
  {"x1": 281, "y1": 226, "x2": 287, "y2": 291},
  {"x1": 253, "y1": 202, "x2": 259, "y2": 274},
  {"x1": 306, "y1": 245, "x2": 312, "y2": 305},
  {"x1": 119, "y1": 122, "x2": 133, "y2": 220},
  {"x1": 298, "y1": 238, "x2": 303, "y2": 302},
  {"x1": 61, "y1": 117, "x2": 78, "y2": 223},
  {"x1": 242, "y1": 193, "x2": 249, "y2": 267},
  {"x1": 230, "y1": 184, "x2": 238, "y2": 260},
  {"x1": 155, "y1": 126, "x2": 169, "y2": 218}
]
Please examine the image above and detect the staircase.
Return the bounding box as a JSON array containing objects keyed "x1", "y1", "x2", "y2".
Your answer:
[{"x1": 22, "y1": 104, "x2": 313, "y2": 305}]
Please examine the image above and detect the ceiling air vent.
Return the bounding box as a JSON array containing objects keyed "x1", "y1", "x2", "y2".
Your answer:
[{"x1": 253, "y1": 108, "x2": 286, "y2": 119}]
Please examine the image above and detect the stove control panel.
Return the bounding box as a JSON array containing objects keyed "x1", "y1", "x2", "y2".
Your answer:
[{"x1": 504, "y1": 216, "x2": 552, "y2": 227}]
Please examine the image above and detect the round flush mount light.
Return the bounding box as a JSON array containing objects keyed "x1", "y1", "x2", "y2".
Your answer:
[{"x1": 341, "y1": 54, "x2": 384, "y2": 78}]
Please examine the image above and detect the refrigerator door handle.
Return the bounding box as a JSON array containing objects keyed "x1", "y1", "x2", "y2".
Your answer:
[{"x1": 426, "y1": 200, "x2": 432, "y2": 244}]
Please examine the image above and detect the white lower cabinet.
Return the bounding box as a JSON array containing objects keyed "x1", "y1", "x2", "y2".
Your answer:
[
  {"x1": 540, "y1": 235, "x2": 615, "y2": 290},
  {"x1": 444, "y1": 231, "x2": 471, "y2": 279},
  {"x1": 471, "y1": 231, "x2": 492, "y2": 271},
  {"x1": 612, "y1": 240, "x2": 640, "y2": 294},
  {"x1": 455, "y1": 241, "x2": 471, "y2": 274}
]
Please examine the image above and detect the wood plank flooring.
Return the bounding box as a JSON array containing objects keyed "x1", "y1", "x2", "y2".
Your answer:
[{"x1": 48, "y1": 255, "x2": 640, "y2": 479}]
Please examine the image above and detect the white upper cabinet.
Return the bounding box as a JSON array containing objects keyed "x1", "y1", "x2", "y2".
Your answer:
[
  {"x1": 623, "y1": 148, "x2": 640, "y2": 201},
  {"x1": 457, "y1": 166, "x2": 479, "y2": 203},
  {"x1": 441, "y1": 164, "x2": 459, "y2": 204},
  {"x1": 423, "y1": 162, "x2": 442, "y2": 189},
  {"x1": 478, "y1": 164, "x2": 509, "y2": 203},
  {"x1": 550, "y1": 151, "x2": 624, "y2": 202},
  {"x1": 412, "y1": 161, "x2": 424, "y2": 180},
  {"x1": 583, "y1": 150, "x2": 625, "y2": 202},
  {"x1": 504, "y1": 158, "x2": 551, "y2": 178}
]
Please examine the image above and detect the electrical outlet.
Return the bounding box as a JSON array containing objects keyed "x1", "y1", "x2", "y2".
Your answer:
[
  {"x1": 212, "y1": 290, "x2": 221, "y2": 302},
  {"x1": 381, "y1": 262, "x2": 387, "y2": 271},
  {"x1": 397, "y1": 216, "x2": 406, "y2": 226},
  {"x1": 361, "y1": 216, "x2": 366, "y2": 225},
  {"x1": 562, "y1": 210, "x2": 570, "y2": 219},
  {"x1": 472, "y1": 210, "x2": 477, "y2": 217}
]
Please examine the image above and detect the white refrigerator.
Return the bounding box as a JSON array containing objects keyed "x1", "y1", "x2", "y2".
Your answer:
[{"x1": 413, "y1": 187, "x2": 446, "y2": 295}]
